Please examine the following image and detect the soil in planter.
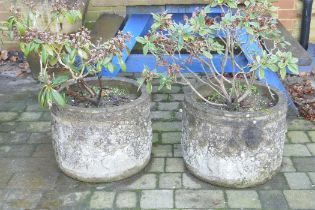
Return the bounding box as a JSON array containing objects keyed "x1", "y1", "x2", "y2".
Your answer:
[
  {"x1": 200, "y1": 85, "x2": 276, "y2": 112},
  {"x1": 65, "y1": 85, "x2": 138, "y2": 108}
]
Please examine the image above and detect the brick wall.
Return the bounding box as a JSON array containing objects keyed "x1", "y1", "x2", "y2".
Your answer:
[
  {"x1": 84, "y1": 0, "x2": 206, "y2": 28},
  {"x1": 0, "y1": 0, "x2": 17, "y2": 50},
  {"x1": 275, "y1": 0, "x2": 315, "y2": 41},
  {"x1": 85, "y1": 0, "x2": 315, "y2": 42},
  {"x1": 1, "y1": 0, "x2": 315, "y2": 50}
]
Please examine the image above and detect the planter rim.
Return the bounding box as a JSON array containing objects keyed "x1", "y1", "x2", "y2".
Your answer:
[
  {"x1": 184, "y1": 80, "x2": 287, "y2": 118},
  {"x1": 53, "y1": 77, "x2": 149, "y2": 114}
]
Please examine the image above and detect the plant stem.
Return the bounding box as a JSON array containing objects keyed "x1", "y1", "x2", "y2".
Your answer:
[
  {"x1": 178, "y1": 72, "x2": 227, "y2": 108},
  {"x1": 66, "y1": 87, "x2": 98, "y2": 105},
  {"x1": 97, "y1": 76, "x2": 103, "y2": 105},
  {"x1": 78, "y1": 79, "x2": 96, "y2": 98}
]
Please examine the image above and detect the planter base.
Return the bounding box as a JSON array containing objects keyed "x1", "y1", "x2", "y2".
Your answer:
[
  {"x1": 57, "y1": 151, "x2": 151, "y2": 183},
  {"x1": 184, "y1": 152, "x2": 282, "y2": 188}
]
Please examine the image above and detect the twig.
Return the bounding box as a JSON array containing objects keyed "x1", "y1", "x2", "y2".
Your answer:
[
  {"x1": 97, "y1": 76, "x2": 103, "y2": 105},
  {"x1": 78, "y1": 79, "x2": 96, "y2": 98},
  {"x1": 178, "y1": 71, "x2": 227, "y2": 108},
  {"x1": 66, "y1": 87, "x2": 98, "y2": 105}
]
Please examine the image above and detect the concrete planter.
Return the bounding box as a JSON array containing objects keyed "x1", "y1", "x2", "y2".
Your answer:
[
  {"x1": 51, "y1": 77, "x2": 152, "y2": 182},
  {"x1": 182, "y1": 82, "x2": 287, "y2": 188}
]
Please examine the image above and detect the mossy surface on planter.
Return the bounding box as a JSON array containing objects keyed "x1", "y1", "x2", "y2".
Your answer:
[
  {"x1": 51, "y1": 77, "x2": 152, "y2": 182},
  {"x1": 182, "y1": 82, "x2": 287, "y2": 188}
]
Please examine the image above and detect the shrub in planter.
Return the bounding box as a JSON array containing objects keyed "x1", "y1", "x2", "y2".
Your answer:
[
  {"x1": 5, "y1": 1, "x2": 152, "y2": 182},
  {"x1": 5, "y1": 0, "x2": 87, "y2": 79},
  {"x1": 136, "y1": 0, "x2": 299, "y2": 188}
]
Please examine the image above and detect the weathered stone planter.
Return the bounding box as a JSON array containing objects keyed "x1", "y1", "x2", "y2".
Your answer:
[
  {"x1": 182, "y1": 83, "x2": 287, "y2": 188},
  {"x1": 51, "y1": 77, "x2": 152, "y2": 182}
]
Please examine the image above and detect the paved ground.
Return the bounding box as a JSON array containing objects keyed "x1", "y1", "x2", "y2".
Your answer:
[{"x1": 0, "y1": 74, "x2": 315, "y2": 210}]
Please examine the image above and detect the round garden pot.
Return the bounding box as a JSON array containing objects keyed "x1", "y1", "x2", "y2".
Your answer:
[
  {"x1": 50, "y1": 77, "x2": 152, "y2": 182},
  {"x1": 182, "y1": 82, "x2": 287, "y2": 188}
]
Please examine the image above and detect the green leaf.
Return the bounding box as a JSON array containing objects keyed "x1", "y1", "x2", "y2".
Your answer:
[
  {"x1": 52, "y1": 75, "x2": 69, "y2": 86},
  {"x1": 38, "y1": 87, "x2": 47, "y2": 108},
  {"x1": 146, "y1": 82, "x2": 152, "y2": 93},
  {"x1": 70, "y1": 49, "x2": 77, "y2": 63},
  {"x1": 19, "y1": 43, "x2": 26, "y2": 55},
  {"x1": 202, "y1": 50, "x2": 213, "y2": 59},
  {"x1": 73, "y1": 10, "x2": 82, "y2": 20},
  {"x1": 118, "y1": 56, "x2": 127, "y2": 72},
  {"x1": 291, "y1": 57, "x2": 298, "y2": 64},
  {"x1": 65, "y1": 12, "x2": 76, "y2": 24},
  {"x1": 166, "y1": 83, "x2": 171, "y2": 90},
  {"x1": 78, "y1": 49, "x2": 88, "y2": 60},
  {"x1": 287, "y1": 63, "x2": 299, "y2": 74},
  {"x1": 158, "y1": 77, "x2": 166, "y2": 90},
  {"x1": 126, "y1": 47, "x2": 131, "y2": 55},
  {"x1": 29, "y1": 43, "x2": 36, "y2": 52},
  {"x1": 136, "y1": 37, "x2": 147, "y2": 44},
  {"x1": 45, "y1": 45, "x2": 54, "y2": 56},
  {"x1": 258, "y1": 68, "x2": 265, "y2": 79},
  {"x1": 245, "y1": 26, "x2": 254, "y2": 35},
  {"x1": 143, "y1": 44, "x2": 149, "y2": 55},
  {"x1": 152, "y1": 13, "x2": 160, "y2": 21},
  {"x1": 65, "y1": 45, "x2": 72, "y2": 53},
  {"x1": 51, "y1": 89, "x2": 66, "y2": 107},
  {"x1": 278, "y1": 62, "x2": 286, "y2": 69},
  {"x1": 8, "y1": 31, "x2": 14, "y2": 40},
  {"x1": 41, "y1": 48, "x2": 47, "y2": 64},
  {"x1": 256, "y1": 55, "x2": 261, "y2": 63},
  {"x1": 39, "y1": 86, "x2": 52, "y2": 108},
  {"x1": 151, "y1": 22, "x2": 161, "y2": 30},
  {"x1": 19, "y1": 43, "x2": 30, "y2": 56},
  {"x1": 137, "y1": 77, "x2": 145, "y2": 86},
  {"x1": 49, "y1": 57, "x2": 58, "y2": 66},
  {"x1": 16, "y1": 22, "x2": 25, "y2": 34},
  {"x1": 178, "y1": 36, "x2": 184, "y2": 51},
  {"x1": 280, "y1": 67, "x2": 286, "y2": 80},
  {"x1": 158, "y1": 82, "x2": 165, "y2": 91},
  {"x1": 267, "y1": 64, "x2": 278, "y2": 72},
  {"x1": 107, "y1": 63, "x2": 115, "y2": 72},
  {"x1": 105, "y1": 55, "x2": 114, "y2": 64}
]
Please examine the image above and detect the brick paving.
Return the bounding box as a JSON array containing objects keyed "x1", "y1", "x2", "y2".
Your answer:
[{"x1": 0, "y1": 75, "x2": 315, "y2": 210}]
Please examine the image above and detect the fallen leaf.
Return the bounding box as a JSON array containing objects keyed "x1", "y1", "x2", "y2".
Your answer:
[
  {"x1": 9, "y1": 55, "x2": 18, "y2": 62},
  {"x1": 287, "y1": 78, "x2": 315, "y2": 121},
  {"x1": 18, "y1": 61, "x2": 29, "y2": 70},
  {"x1": 0, "y1": 50, "x2": 8, "y2": 60}
]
